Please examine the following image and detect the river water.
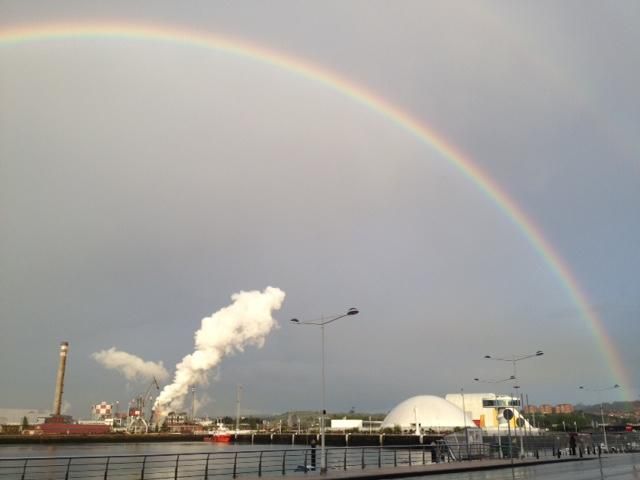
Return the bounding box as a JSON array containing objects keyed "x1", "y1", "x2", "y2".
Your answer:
[{"x1": 0, "y1": 441, "x2": 284, "y2": 458}]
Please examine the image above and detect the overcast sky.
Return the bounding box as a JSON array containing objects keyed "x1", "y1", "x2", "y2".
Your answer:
[{"x1": 1, "y1": 1, "x2": 638, "y2": 418}]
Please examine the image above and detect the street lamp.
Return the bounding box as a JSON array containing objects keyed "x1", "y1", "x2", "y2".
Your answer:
[
  {"x1": 460, "y1": 388, "x2": 470, "y2": 460},
  {"x1": 578, "y1": 384, "x2": 620, "y2": 452},
  {"x1": 484, "y1": 351, "x2": 543, "y2": 457},
  {"x1": 473, "y1": 375, "x2": 516, "y2": 383},
  {"x1": 291, "y1": 307, "x2": 359, "y2": 473},
  {"x1": 474, "y1": 376, "x2": 516, "y2": 459},
  {"x1": 483, "y1": 351, "x2": 544, "y2": 389}
]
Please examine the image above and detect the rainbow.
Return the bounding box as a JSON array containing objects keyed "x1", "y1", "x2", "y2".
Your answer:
[{"x1": 1, "y1": 22, "x2": 632, "y2": 398}]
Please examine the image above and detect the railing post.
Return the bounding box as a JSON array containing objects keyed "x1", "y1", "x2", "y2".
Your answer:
[
  {"x1": 394, "y1": 449, "x2": 397, "y2": 467},
  {"x1": 204, "y1": 453, "x2": 210, "y2": 480},
  {"x1": 378, "y1": 447, "x2": 381, "y2": 468},
  {"x1": 141, "y1": 456, "x2": 147, "y2": 480},
  {"x1": 104, "y1": 457, "x2": 110, "y2": 480},
  {"x1": 21, "y1": 458, "x2": 28, "y2": 480},
  {"x1": 422, "y1": 446, "x2": 426, "y2": 465},
  {"x1": 324, "y1": 446, "x2": 328, "y2": 471},
  {"x1": 258, "y1": 451, "x2": 263, "y2": 477},
  {"x1": 408, "y1": 447, "x2": 412, "y2": 466},
  {"x1": 344, "y1": 448, "x2": 347, "y2": 470},
  {"x1": 302, "y1": 450, "x2": 306, "y2": 475},
  {"x1": 361, "y1": 448, "x2": 365, "y2": 469},
  {"x1": 282, "y1": 450, "x2": 287, "y2": 475},
  {"x1": 233, "y1": 452, "x2": 238, "y2": 479},
  {"x1": 174, "y1": 454, "x2": 180, "y2": 480},
  {"x1": 64, "y1": 458, "x2": 72, "y2": 480}
]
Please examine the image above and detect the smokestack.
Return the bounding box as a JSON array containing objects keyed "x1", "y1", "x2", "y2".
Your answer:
[{"x1": 53, "y1": 341, "x2": 69, "y2": 416}]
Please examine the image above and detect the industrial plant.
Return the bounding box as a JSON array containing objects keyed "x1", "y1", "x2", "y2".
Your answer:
[{"x1": 2, "y1": 341, "x2": 638, "y2": 442}]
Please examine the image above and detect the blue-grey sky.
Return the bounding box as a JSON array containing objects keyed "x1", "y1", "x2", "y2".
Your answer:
[{"x1": 1, "y1": 1, "x2": 638, "y2": 417}]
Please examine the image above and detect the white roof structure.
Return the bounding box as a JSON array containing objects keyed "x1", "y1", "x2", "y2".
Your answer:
[{"x1": 382, "y1": 395, "x2": 474, "y2": 431}]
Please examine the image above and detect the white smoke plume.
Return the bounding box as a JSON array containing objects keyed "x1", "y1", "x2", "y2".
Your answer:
[
  {"x1": 92, "y1": 348, "x2": 170, "y2": 382},
  {"x1": 154, "y1": 287, "x2": 285, "y2": 417}
]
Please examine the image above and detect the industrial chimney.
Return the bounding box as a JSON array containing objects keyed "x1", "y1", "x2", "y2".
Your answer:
[{"x1": 52, "y1": 341, "x2": 69, "y2": 416}]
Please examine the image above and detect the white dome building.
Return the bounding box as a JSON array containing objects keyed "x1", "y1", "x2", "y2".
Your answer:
[{"x1": 382, "y1": 395, "x2": 474, "y2": 433}]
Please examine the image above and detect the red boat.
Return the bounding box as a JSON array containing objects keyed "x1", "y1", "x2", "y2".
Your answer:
[
  {"x1": 205, "y1": 432, "x2": 233, "y2": 443},
  {"x1": 204, "y1": 424, "x2": 233, "y2": 443}
]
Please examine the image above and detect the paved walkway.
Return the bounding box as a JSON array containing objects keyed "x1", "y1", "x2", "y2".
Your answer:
[{"x1": 287, "y1": 456, "x2": 595, "y2": 480}]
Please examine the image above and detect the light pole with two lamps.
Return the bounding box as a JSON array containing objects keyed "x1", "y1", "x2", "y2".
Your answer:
[
  {"x1": 578, "y1": 384, "x2": 620, "y2": 452},
  {"x1": 483, "y1": 351, "x2": 544, "y2": 390},
  {"x1": 474, "y1": 375, "x2": 516, "y2": 459},
  {"x1": 482, "y1": 350, "x2": 543, "y2": 458},
  {"x1": 290, "y1": 307, "x2": 359, "y2": 473}
]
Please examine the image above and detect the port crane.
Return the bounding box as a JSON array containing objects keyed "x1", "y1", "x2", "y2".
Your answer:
[{"x1": 127, "y1": 377, "x2": 160, "y2": 434}]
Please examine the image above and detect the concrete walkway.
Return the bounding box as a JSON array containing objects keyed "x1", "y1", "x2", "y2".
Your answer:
[{"x1": 285, "y1": 456, "x2": 595, "y2": 480}]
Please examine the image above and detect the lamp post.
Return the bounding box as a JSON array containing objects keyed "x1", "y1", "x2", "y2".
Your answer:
[
  {"x1": 291, "y1": 307, "x2": 359, "y2": 473},
  {"x1": 484, "y1": 351, "x2": 543, "y2": 457},
  {"x1": 483, "y1": 351, "x2": 544, "y2": 390},
  {"x1": 578, "y1": 384, "x2": 620, "y2": 452},
  {"x1": 474, "y1": 376, "x2": 515, "y2": 459},
  {"x1": 235, "y1": 384, "x2": 242, "y2": 434},
  {"x1": 461, "y1": 388, "x2": 470, "y2": 460}
]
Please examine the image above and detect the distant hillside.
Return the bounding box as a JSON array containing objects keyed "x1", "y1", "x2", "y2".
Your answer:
[{"x1": 575, "y1": 401, "x2": 640, "y2": 417}]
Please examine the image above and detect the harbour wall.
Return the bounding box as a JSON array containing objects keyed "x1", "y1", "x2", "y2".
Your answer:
[{"x1": 0, "y1": 433, "x2": 438, "y2": 446}]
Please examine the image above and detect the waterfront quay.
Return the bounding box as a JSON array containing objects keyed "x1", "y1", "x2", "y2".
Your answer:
[
  {"x1": 0, "y1": 441, "x2": 627, "y2": 480},
  {"x1": 0, "y1": 433, "x2": 436, "y2": 446}
]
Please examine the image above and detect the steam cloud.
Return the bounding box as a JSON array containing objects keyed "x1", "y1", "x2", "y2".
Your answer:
[
  {"x1": 92, "y1": 348, "x2": 170, "y2": 382},
  {"x1": 154, "y1": 286, "x2": 285, "y2": 417}
]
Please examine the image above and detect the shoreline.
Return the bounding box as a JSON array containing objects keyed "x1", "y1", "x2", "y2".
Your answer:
[
  {"x1": 0, "y1": 433, "x2": 437, "y2": 446},
  {"x1": 0, "y1": 433, "x2": 207, "y2": 444}
]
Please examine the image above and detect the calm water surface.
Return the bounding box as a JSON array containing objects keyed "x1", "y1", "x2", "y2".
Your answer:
[{"x1": 0, "y1": 441, "x2": 291, "y2": 458}]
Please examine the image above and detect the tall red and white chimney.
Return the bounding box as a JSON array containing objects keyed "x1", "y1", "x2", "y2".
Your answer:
[{"x1": 53, "y1": 341, "x2": 69, "y2": 416}]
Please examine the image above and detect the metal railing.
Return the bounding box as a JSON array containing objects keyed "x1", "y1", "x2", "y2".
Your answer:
[{"x1": 0, "y1": 444, "x2": 490, "y2": 480}]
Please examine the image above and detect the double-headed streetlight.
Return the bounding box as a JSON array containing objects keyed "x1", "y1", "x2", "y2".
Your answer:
[
  {"x1": 473, "y1": 375, "x2": 516, "y2": 384},
  {"x1": 578, "y1": 384, "x2": 620, "y2": 452},
  {"x1": 483, "y1": 351, "x2": 544, "y2": 390},
  {"x1": 482, "y1": 351, "x2": 543, "y2": 458},
  {"x1": 474, "y1": 376, "x2": 516, "y2": 459},
  {"x1": 291, "y1": 307, "x2": 359, "y2": 473}
]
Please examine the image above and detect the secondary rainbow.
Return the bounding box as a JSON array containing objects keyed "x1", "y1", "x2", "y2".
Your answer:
[{"x1": 1, "y1": 21, "x2": 632, "y2": 398}]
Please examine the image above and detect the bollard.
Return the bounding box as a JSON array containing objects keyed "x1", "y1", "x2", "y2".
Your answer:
[{"x1": 535, "y1": 450, "x2": 539, "y2": 459}]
